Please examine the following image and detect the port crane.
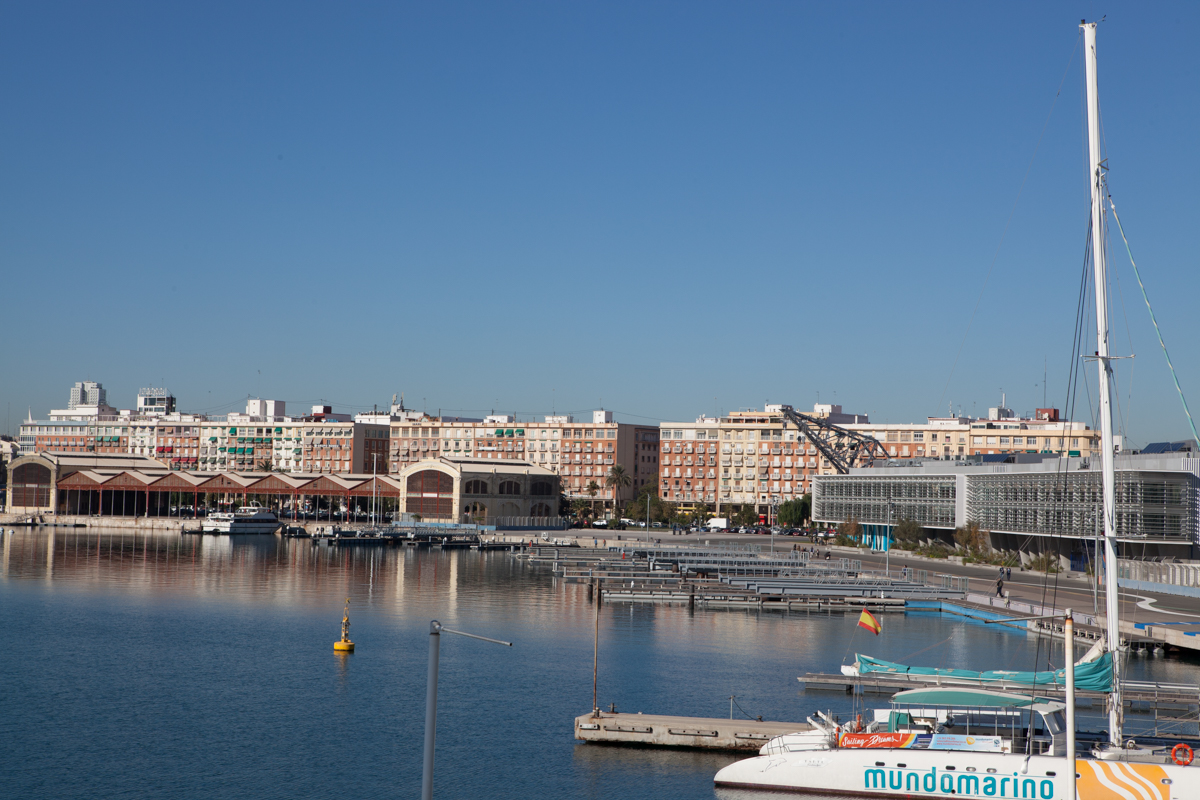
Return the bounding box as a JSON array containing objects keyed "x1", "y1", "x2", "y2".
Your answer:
[{"x1": 775, "y1": 405, "x2": 888, "y2": 475}]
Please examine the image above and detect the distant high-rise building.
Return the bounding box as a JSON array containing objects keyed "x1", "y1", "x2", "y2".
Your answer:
[{"x1": 68, "y1": 381, "x2": 105, "y2": 410}]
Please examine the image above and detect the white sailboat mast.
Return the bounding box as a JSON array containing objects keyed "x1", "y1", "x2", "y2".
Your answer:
[{"x1": 1082, "y1": 20, "x2": 1123, "y2": 746}]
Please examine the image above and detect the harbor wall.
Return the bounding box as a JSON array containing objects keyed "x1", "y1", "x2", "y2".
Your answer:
[{"x1": 0, "y1": 514, "x2": 193, "y2": 531}]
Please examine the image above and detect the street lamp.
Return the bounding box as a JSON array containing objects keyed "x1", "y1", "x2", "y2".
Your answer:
[
  {"x1": 422, "y1": 621, "x2": 513, "y2": 800},
  {"x1": 771, "y1": 496, "x2": 780, "y2": 554},
  {"x1": 646, "y1": 486, "x2": 652, "y2": 545},
  {"x1": 371, "y1": 452, "x2": 378, "y2": 525},
  {"x1": 886, "y1": 500, "x2": 894, "y2": 577}
]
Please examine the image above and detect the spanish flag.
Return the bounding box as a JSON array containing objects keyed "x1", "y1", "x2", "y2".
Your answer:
[{"x1": 857, "y1": 608, "x2": 882, "y2": 635}]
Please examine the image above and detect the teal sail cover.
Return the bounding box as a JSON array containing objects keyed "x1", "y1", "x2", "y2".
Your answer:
[{"x1": 855, "y1": 652, "x2": 1113, "y2": 693}]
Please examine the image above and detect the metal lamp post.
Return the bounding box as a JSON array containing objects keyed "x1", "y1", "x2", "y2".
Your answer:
[
  {"x1": 646, "y1": 487, "x2": 651, "y2": 544},
  {"x1": 422, "y1": 620, "x2": 513, "y2": 800},
  {"x1": 886, "y1": 500, "x2": 894, "y2": 578},
  {"x1": 771, "y1": 497, "x2": 780, "y2": 555}
]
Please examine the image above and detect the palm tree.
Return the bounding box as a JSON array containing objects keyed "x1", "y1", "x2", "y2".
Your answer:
[
  {"x1": 570, "y1": 498, "x2": 591, "y2": 521},
  {"x1": 604, "y1": 465, "x2": 632, "y2": 521},
  {"x1": 585, "y1": 480, "x2": 600, "y2": 518},
  {"x1": 256, "y1": 459, "x2": 273, "y2": 472}
]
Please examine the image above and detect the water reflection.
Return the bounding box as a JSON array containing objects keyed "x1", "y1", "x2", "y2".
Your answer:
[{"x1": 2, "y1": 527, "x2": 1199, "y2": 800}]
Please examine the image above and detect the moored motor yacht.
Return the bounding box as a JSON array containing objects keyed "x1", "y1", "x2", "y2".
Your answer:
[{"x1": 200, "y1": 504, "x2": 280, "y2": 534}]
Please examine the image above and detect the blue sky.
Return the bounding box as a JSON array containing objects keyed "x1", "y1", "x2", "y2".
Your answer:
[{"x1": 3, "y1": 2, "x2": 1198, "y2": 446}]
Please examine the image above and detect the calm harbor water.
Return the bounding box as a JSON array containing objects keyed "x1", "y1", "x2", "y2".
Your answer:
[{"x1": 2, "y1": 529, "x2": 1198, "y2": 800}]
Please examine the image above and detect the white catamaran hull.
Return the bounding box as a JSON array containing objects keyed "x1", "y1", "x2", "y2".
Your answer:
[{"x1": 714, "y1": 748, "x2": 1198, "y2": 799}]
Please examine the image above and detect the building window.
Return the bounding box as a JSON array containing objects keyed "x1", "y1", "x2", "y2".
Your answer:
[
  {"x1": 531, "y1": 481, "x2": 553, "y2": 496},
  {"x1": 464, "y1": 479, "x2": 488, "y2": 495},
  {"x1": 498, "y1": 480, "x2": 521, "y2": 495}
]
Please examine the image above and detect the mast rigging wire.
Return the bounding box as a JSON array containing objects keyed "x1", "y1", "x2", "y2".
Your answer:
[{"x1": 1106, "y1": 191, "x2": 1200, "y2": 449}]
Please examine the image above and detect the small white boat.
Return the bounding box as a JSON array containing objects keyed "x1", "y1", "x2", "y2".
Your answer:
[{"x1": 200, "y1": 504, "x2": 280, "y2": 534}]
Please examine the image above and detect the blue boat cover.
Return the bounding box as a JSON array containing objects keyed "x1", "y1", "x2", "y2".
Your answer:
[{"x1": 855, "y1": 652, "x2": 1113, "y2": 693}]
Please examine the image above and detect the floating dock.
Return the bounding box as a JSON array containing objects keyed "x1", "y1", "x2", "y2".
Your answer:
[{"x1": 574, "y1": 712, "x2": 810, "y2": 750}]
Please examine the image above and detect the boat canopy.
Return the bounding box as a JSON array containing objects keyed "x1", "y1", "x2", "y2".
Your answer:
[
  {"x1": 855, "y1": 652, "x2": 1113, "y2": 693},
  {"x1": 889, "y1": 687, "x2": 1065, "y2": 712}
]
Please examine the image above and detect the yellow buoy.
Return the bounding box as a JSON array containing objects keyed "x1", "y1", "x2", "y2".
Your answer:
[{"x1": 334, "y1": 597, "x2": 355, "y2": 652}]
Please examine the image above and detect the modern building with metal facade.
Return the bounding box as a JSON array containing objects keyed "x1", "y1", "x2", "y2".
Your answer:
[{"x1": 813, "y1": 453, "x2": 1200, "y2": 560}]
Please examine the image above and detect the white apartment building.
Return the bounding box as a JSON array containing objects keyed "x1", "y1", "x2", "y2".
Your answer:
[
  {"x1": 387, "y1": 409, "x2": 658, "y2": 512},
  {"x1": 194, "y1": 402, "x2": 388, "y2": 474},
  {"x1": 656, "y1": 402, "x2": 1099, "y2": 518},
  {"x1": 659, "y1": 405, "x2": 842, "y2": 515},
  {"x1": 840, "y1": 407, "x2": 1101, "y2": 461}
]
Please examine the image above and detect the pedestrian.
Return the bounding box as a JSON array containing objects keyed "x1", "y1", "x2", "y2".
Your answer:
[
  {"x1": 1007, "y1": 566, "x2": 1012, "y2": 580},
  {"x1": 996, "y1": 578, "x2": 1004, "y2": 598}
]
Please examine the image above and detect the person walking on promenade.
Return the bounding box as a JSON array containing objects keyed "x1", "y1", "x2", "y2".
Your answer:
[{"x1": 996, "y1": 578, "x2": 1004, "y2": 598}]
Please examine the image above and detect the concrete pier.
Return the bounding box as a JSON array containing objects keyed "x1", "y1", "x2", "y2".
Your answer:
[{"x1": 574, "y1": 711, "x2": 810, "y2": 750}]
